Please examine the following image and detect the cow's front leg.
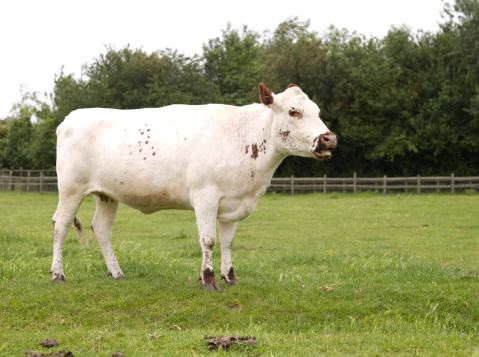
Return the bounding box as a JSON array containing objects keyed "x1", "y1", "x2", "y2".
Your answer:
[
  {"x1": 218, "y1": 220, "x2": 239, "y2": 285},
  {"x1": 195, "y1": 202, "x2": 222, "y2": 293}
]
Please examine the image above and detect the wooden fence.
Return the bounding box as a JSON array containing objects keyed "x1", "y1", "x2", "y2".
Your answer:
[
  {"x1": 0, "y1": 170, "x2": 58, "y2": 194},
  {"x1": 1, "y1": 170, "x2": 479, "y2": 195},
  {"x1": 269, "y1": 173, "x2": 479, "y2": 195}
]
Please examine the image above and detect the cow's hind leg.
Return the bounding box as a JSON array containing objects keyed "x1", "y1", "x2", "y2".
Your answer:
[
  {"x1": 91, "y1": 194, "x2": 124, "y2": 279},
  {"x1": 194, "y1": 200, "x2": 222, "y2": 293},
  {"x1": 51, "y1": 195, "x2": 84, "y2": 282},
  {"x1": 218, "y1": 220, "x2": 239, "y2": 285}
]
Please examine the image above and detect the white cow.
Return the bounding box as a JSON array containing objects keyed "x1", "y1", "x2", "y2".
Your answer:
[{"x1": 51, "y1": 83, "x2": 337, "y2": 292}]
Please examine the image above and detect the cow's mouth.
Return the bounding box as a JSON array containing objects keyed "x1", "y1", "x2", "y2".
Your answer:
[{"x1": 311, "y1": 149, "x2": 333, "y2": 160}]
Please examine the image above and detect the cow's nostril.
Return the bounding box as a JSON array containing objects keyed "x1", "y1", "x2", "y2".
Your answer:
[{"x1": 323, "y1": 136, "x2": 330, "y2": 142}]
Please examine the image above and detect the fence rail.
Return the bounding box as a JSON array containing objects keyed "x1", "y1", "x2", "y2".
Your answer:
[
  {"x1": 0, "y1": 170, "x2": 58, "y2": 193},
  {"x1": 269, "y1": 173, "x2": 479, "y2": 195},
  {"x1": 1, "y1": 170, "x2": 479, "y2": 195}
]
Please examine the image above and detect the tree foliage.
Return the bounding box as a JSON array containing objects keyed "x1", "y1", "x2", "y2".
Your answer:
[{"x1": 1, "y1": 0, "x2": 479, "y2": 177}]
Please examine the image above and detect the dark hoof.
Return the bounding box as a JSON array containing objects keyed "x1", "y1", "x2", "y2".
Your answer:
[
  {"x1": 201, "y1": 282, "x2": 223, "y2": 293},
  {"x1": 51, "y1": 274, "x2": 66, "y2": 283},
  {"x1": 221, "y1": 272, "x2": 239, "y2": 286},
  {"x1": 225, "y1": 278, "x2": 238, "y2": 286},
  {"x1": 108, "y1": 271, "x2": 125, "y2": 279}
]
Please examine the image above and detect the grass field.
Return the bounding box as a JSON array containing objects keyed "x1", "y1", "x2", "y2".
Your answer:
[{"x1": 0, "y1": 191, "x2": 478, "y2": 356}]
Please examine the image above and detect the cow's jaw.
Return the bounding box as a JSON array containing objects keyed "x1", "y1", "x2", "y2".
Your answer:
[{"x1": 311, "y1": 149, "x2": 333, "y2": 160}]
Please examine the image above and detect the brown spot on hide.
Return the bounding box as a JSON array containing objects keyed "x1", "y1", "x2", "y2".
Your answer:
[
  {"x1": 145, "y1": 141, "x2": 148, "y2": 144},
  {"x1": 141, "y1": 132, "x2": 144, "y2": 135},
  {"x1": 245, "y1": 145, "x2": 249, "y2": 154},
  {"x1": 278, "y1": 130, "x2": 290, "y2": 142},
  {"x1": 147, "y1": 128, "x2": 150, "y2": 132},
  {"x1": 144, "y1": 157, "x2": 146, "y2": 160},
  {"x1": 228, "y1": 267, "x2": 237, "y2": 281},
  {"x1": 251, "y1": 144, "x2": 258, "y2": 159},
  {"x1": 139, "y1": 149, "x2": 142, "y2": 152},
  {"x1": 152, "y1": 152, "x2": 156, "y2": 156},
  {"x1": 145, "y1": 124, "x2": 148, "y2": 126},
  {"x1": 204, "y1": 239, "x2": 215, "y2": 250},
  {"x1": 203, "y1": 268, "x2": 217, "y2": 285}
]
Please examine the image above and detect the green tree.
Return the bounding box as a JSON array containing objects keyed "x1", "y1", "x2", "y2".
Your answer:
[
  {"x1": 203, "y1": 24, "x2": 263, "y2": 105},
  {"x1": 53, "y1": 46, "x2": 218, "y2": 123}
]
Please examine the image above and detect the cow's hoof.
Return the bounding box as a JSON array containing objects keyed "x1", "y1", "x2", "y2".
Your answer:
[
  {"x1": 51, "y1": 274, "x2": 66, "y2": 283},
  {"x1": 221, "y1": 271, "x2": 239, "y2": 286},
  {"x1": 225, "y1": 279, "x2": 238, "y2": 286},
  {"x1": 108, "y1": 271, "x2": 125, "y2": 279},
  {"x1": 201, "y1": 282, "x2": 223, "y2": 293}
]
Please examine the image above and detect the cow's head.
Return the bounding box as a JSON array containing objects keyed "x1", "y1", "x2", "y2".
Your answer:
[{"x1": 259, "y1": 83, "x2": 337, "y2": 160}]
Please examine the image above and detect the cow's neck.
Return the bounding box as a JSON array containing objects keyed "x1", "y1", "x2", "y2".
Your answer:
[{"x1": 236, "y1": 104, "x2": 287, "y2": 182}]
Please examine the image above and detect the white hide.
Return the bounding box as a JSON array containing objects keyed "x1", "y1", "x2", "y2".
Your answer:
[{"x1": 51, "y1": 84, "x2": 336, "y2": 290}]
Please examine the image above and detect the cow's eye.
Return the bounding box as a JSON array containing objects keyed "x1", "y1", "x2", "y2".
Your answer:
[{"x1": 289, "y1": 109, "x2": 302, "y2": 118}]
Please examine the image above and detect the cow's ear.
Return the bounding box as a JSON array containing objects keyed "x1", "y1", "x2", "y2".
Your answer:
[
  {"x1": 259, "y1": 83, "x2": 274, "y2": 106},
  {"x1": 288, "y1": 84, "x2": 302, "y2": 91}
]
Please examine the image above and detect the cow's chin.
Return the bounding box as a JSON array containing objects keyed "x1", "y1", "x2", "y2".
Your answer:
[{"x1": 311, "y1": 149, "x2": 332, "y2": 160}]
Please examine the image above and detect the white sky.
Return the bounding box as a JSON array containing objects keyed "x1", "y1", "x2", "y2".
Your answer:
[{"x1": 0, "y1": 0, "x2": 446, "y2": 118}]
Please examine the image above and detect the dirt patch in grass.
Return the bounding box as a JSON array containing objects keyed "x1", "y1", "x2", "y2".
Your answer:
[
  {"x1": 206, "y1": 335, "x2": 256, "y2": 351},
  {"x1": 460, "y1": 270, "x2": 478, "y2": 279},
  {"x1": 25, "y1": 351, "x2": 74, "y2": 357},
  {"x1": 39, "y1": 340, "x2": 60, "y2": 348}
]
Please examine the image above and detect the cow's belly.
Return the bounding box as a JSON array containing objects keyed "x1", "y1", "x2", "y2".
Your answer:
[
  {"x1": 92, "y1": 176, "x2": 193, "y2": 214},
  {"x1": 118, "y1": 190, "x2": 193, "y2": 214}
]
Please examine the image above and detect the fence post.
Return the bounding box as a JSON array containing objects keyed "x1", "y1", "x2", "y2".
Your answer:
[
  {"x1": 8, "y1": 170, "x2": 13, "y2": 191},
  {"x1": 417, "y1": 175, "x2": 421, "y2": 195},
  {"x1": 291, "y1": 175, "x2": 295, "y2": 196},
  {"x1": 353, "y1": 172, "x2": 357, "y2": 193},
  {"x1": 40, "y1": 171, "x2": 44, "y2": 194},
  {"x1": 383, "y1": 175, "x2": 387, "y2": 194},
  {"x1": 451, "y1": 173, "x2": 455, "y2": 195},
  {"x1": 27, "y1": 170, "x2": 31, "y2": 192},
  {"x1": 323, "y1": 174, "x2": 327, "y2": 194}
]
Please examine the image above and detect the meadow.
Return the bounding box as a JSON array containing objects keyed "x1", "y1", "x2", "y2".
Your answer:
[{"x1": 0, "y1": 191, "x2": 478, "y2": 356}]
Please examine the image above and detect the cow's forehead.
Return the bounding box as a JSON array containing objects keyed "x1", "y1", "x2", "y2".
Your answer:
[{"x1": 275, "y1": 87, "x2": 320, "y2": 113}]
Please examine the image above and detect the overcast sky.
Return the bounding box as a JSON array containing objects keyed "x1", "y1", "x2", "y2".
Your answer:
[{"x1": 0, "y1": 0, "x2": 447, "y2": 118}]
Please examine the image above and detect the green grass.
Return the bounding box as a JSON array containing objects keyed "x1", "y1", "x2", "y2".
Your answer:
[{"x1": 0, "y1": 191, "x2": 478, "y2": 356}]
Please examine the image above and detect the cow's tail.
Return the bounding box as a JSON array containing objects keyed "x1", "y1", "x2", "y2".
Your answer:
[{"x1": 73, "y1": 216, "x2": 89, "y2": 247}]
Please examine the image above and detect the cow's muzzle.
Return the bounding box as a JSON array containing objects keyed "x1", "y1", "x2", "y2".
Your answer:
[{"x1": 311, "y1": 131, "x2": 337, "y2": 160}]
